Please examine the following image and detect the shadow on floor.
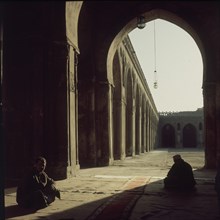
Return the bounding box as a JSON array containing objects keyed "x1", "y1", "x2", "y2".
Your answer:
[
  {"x1": 5, "y1": 172, "x2": 219, "y2": 220},
  {"x1": 5, "y1": 205, "x2": 37, "y2": 218}
]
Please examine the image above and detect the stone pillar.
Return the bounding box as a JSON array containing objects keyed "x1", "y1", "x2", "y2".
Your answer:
[
  {"x1": 203, "y1": 82, "x2": 216, "y2": 168},
  {"x1": 0, "y1": 13, "x2": 5, "y2": 219},
  {"x1": 151, "y1": 121, "x2": 153, "y2": 150},
  {"x1": 198, "y1": 130, "x2": 203, "y2": 148},
  {"x1": 132, "y1": 99, "x2": 136, "y2": 156},
  {"x1": 146, "y1": 108, "x2": 150, "y2": 152},
  {"x1": 95, "y1": 81, "x2": 113, "y2": 166},
  {"x1": 113, "y1": 98, "x2": 121, "y2": 160},
  {"x1": 113, "y1": 91, "x2": 126, "y2": 160},
  {"x1": 44, "y1": 41, "x2": 70, "y2": 179},
  {"x1": 78, "y1": 80, "x2": 96, "y2": 167},
  {"x1": 152, "y1": 124, "x2": 156, "y2": 149},
  {"x1": 142, "y1": 110, "x2": 146, "y2": 153},
  {"x1": 120, "y1": 89, "x2": 126, "y2": 160},
  {"x1": 126, "y1": 100, "x2": 133, "y2": 156},
  {"x1": 216, "y1": 82, "x2": 220, "y2": 161},
  {"x1": 176, "y1": 131, "x2": 181, "y2": 148},
  {"x1": 66, "y1": 46, "x2": 79, "y2": 176},
  {"x1": 137, "y1": 105, "x2": 142, "y2": 154},
  {"x1": 2, "y1": 6, "x2": 73, "y2": 180},
  {"x1": 149, "y1": 115, "x2": 152, "y2": 151}
]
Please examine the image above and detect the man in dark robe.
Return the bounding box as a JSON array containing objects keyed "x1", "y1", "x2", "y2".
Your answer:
[
  {"x1": 164, "y1": 154, "x2": 196, "y2": 191},
  {"x1": 16, "y1": 156, "x2": 61, "y2": 210}
]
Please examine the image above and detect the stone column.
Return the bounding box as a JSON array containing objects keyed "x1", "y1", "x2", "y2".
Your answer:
[
  {"x1": 146, "y1": 107, "x2": 150, "y2": 152},
  {"x1": 66, "y1": 46, "x2": 79, "y2": 176},
  {"x1": 120, "y1": 89, "x2": 126, "y2": 160},
  {"x1": 113, "y1": 90, "x2": 126, "y2": 160},
  {"x1": 152, "y1": 124, "x2": 156, "y2": 149},
  {"x1": 142, "y1": 110, "x2": 146, "y2": 153},
  {"x1": 176, "y1": 127, "x2": 181, "y2": 148},
  {"x1": 126, "y1": 99, "x2": 133, "y2": 156},
  {"x1": 216, "y1": 82, "x2": 220, "y2": 161},
  {"x1": 78, "y1": 80, "x2": 96, "y2": 167},
  {"x1": 95, "y1": 81, "x2": 113, "y2": 166},
  {"x1": 132, "y1": 99, "x2": 136, "y2": 156},
  {"x1": 44, "y1": 41, "x2": 70, "y2": 179},
  {"x1": 137, "y1": 105, "x2": 142, "y2": 154},
  {"x1": 0, "y1": 14, "x2": 5, "y2": 219},
  {"x1": 203, "y1": 82, "x2": 216, "y2": 168},
  {"x1": 149, "y1": 114, "x2": 152, "y2": 151},
  {"x1": 198, "y1": 130, "x2": 203, "y2": 148}
]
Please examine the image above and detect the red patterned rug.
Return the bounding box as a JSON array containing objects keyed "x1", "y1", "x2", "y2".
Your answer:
[{"x1": 86, "y1": 177, "x2": 150, "y2": 220}]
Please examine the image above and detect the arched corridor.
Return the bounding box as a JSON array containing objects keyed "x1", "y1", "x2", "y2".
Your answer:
[{"x1": 1, "y1": 2, "x2": 220, "y2": 218}]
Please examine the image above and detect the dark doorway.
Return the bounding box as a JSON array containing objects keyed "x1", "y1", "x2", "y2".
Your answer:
[
  {"x1": 161, "y1": 124, "x2": 175, "y2": 148},
  {"x1": 183, "y1": 123, "x2": 197, "y2": 148}
]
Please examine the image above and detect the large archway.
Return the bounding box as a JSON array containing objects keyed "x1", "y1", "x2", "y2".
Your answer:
[
  {"x1": 129, "y1": 19, "x2": 203, "y2": 113},
  {"x1": 77, "y1": 2, "x2": 218, "y2": 169},
  {"x1": 105, "y1": 8, "x2": 213, "y2": 167}
]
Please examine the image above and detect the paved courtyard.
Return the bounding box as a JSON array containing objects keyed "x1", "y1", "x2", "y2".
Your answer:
[{"x1": 4, "y1": 148, "x2": 219, "y2": 220}]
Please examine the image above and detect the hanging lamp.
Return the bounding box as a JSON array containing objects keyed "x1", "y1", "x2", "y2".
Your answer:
[
  {"x1": 153, "y1": 20, "x2": 158, "y2": 89},
  {"x1": 137, "y1": 16, "x2": 146, "y2": 29}
]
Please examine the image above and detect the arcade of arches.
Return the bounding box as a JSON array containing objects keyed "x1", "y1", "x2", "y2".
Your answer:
[
  {"x1": 159, "y1": 108, "x2": 204, "y2": 149},
  {"x1": 1, "y1": 2, "x2": 220, "y2": 185}
]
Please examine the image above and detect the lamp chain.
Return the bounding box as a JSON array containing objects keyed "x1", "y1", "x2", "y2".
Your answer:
[{"x1": 153, "y1": 20, "x2": 158, "y2": 89}]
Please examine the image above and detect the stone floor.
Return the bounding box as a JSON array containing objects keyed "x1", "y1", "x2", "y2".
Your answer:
[{"x1": 4, "y1": 148, "x2": 220, "y2": 220}]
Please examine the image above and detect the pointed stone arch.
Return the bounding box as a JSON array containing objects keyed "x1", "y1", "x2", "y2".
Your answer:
[{"x1": 77, "y1": 2, "x2": 218, "y2": 168}]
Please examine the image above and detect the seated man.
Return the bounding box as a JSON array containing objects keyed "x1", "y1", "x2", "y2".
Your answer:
[
  {"x1": 16, "y1": 156, "x2": 61, "y2": 210},
  {"x1": 164, "y1": 154, "x2": 196, "y2": 191}
]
